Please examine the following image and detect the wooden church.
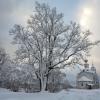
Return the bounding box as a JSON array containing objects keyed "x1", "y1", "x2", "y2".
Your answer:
[{"x1": 76, "y1": 60, "x2": 99, "y2": 89}]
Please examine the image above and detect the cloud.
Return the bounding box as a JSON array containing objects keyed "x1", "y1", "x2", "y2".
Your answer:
[
  {"x1": 0, "y1": 0, "x2": 33, "y2": 57},
  {"x1": 0, "y1": 0, "x2": 16, "y2": 14},
  {"x1": 0, "y1": 0, "x2": 19, "y2": 30},
  {"x1": 0, "y1": 0, "x2": 37, "y2": 29}
]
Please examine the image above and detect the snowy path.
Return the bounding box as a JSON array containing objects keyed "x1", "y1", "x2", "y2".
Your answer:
[{"x1": 0, "y1": 88, "x2": 100, "y2": 100}]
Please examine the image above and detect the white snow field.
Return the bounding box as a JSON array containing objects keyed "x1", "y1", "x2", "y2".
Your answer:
[{"x1": 0, "y1": 88, "x2": 100, "y2": 100}]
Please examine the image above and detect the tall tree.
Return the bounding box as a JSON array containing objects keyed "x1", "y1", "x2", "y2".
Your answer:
[{"x1": 10, "y1": 2, "x2": 99, "y2": 91}]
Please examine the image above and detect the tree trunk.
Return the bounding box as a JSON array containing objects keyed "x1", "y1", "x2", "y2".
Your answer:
[
  {"x1": 40, "y1": 76, "x2": 47, "y2": 91},
  {"x1": 38, "y1": 78, "x2": 41, "y2": 91}
]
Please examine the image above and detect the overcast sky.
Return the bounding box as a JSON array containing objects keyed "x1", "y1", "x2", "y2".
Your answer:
[{"x1": 0, "y1": 0, "x2": 100, "y2": 74}]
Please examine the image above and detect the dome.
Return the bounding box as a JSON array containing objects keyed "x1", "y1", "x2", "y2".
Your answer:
[
  {"x1": 84, "y1": 59, "x2": 88, "y2": 63},
  {"x1": 84, "y1": 59, "x2": 89, "y2": 69},
  {"x1": 91, "y1": 63, "x2": 96, "y2": 73}
]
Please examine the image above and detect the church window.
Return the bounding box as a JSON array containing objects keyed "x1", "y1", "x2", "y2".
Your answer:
[{"x1": 81, "y1": 82, "x2": 83, "y2": 86}]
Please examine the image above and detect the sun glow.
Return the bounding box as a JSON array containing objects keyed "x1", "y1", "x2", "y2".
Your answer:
[{"x1": 80, "y1": 7, "x2": 93, "y2": 29}]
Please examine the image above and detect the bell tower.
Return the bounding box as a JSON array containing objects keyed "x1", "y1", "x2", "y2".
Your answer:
[
  {"x1": 84, "y1": 59, "x2": 89, "y2": 71},
  {"x1": 91, "y1": 63, "x2": 96, "y2": 73}
]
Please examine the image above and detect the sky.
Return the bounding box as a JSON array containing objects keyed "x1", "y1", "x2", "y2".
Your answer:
[{"x1": 0, "y1": 0, "x2": 100, "y2": 75}]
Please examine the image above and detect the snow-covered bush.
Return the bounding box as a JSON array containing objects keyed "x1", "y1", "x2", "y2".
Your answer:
[
  {"x1": 47, "y1": 69, "x2": 71, "y2": 92},
  {"x1": 0, "y1": 58, "x2": 40, "y2": 92}
]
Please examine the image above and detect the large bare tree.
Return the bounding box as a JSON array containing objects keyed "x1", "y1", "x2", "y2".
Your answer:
[{"x1": 10, "y1": 2, "x2": 99, "y2": 91}]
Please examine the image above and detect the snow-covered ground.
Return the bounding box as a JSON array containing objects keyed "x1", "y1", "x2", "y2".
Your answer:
[{"x1": 0, "y1": 88, "x2": 100, "y2": 100}]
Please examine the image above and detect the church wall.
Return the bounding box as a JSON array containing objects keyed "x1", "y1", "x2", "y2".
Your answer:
[{"x1": 77, "y1": 81, "x2": 97, "y2": 89}]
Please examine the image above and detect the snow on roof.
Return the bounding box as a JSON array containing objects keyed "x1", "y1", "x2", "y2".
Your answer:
[
  {"x1": 85, "y1": 70, "x2": 95, "y2": 73},
  {"x1": 87, "y1": 83, "x2": 94, "y2": 86},
  {"x1": 78, "y1": 76, "x2": 93, "y2": 82}
]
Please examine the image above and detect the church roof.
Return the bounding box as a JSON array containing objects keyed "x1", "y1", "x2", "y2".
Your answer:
[{"x1": 78, "y1": 76, "x2": 93, "y2": 82}]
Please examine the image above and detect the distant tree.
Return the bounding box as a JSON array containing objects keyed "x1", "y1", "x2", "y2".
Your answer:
[
  {"x1": 10, "y1": 2, "x2": 100, "y2": 91},
  {"x1": 0, "y1": 48, "x2": 7, "y2": 66},
  {"x1": 0, "y1": 48, "x2": 39, "y2": 92},
  {"x1": 0, "y1": 48, "x2": 11, "y2": 87}
]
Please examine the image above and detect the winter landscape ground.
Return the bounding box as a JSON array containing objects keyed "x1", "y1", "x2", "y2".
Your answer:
[{"x1": 0, "y1": 88, "x2": 100, "y2": 100}]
